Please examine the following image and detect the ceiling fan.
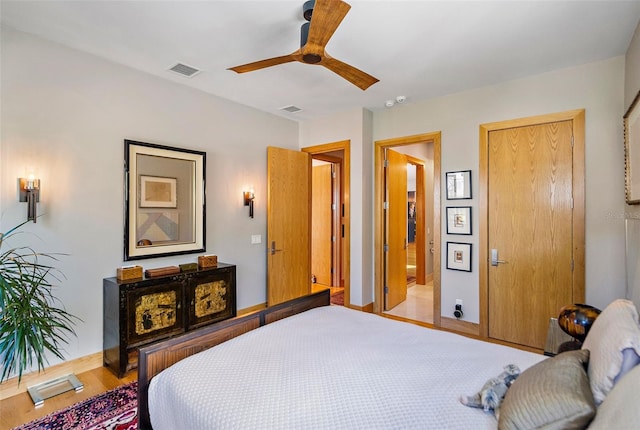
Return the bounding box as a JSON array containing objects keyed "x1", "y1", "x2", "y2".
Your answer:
[{"x1": 228, "y1": 0, "x2": 379, "y2": 91}]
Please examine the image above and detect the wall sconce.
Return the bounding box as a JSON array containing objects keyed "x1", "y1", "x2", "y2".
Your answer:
[
  {"x1": 19, "y1": 175, "x2": 40, "y2": 223},
  {"x1": 243, "y1": 190, "x2": 255, "y2": 218}
]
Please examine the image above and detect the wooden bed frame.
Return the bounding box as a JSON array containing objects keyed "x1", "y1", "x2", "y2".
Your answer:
[{"x1": 137, "y1": 289, "x2": 330, "y2": 429}]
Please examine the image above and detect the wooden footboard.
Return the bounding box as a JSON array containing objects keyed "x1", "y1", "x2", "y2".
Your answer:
[{"x1": 137, "y1": 289, "x2": 330, "y2": 429}]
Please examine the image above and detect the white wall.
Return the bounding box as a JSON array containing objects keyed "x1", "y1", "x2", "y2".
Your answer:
[
  {"x1": 0, "y1": 27, "x2": 298, "y2": 366},
  {"x1": 299, "y1": 108, "x2": 374, "y2": 306},
  {"x1": 625, "y1": 21, "x2": 640, "y2": 111},
  {"x1": 373, "y1": 57, "x2": 627, "y2": 322}
]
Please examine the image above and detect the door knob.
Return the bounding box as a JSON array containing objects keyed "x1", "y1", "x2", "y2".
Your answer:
[
  {"x1": 268, "y1": 241, "x2": 283, "y2": 255},
  {"x1": 491, "y1": 249, "x2": 508, "y2": 266}
]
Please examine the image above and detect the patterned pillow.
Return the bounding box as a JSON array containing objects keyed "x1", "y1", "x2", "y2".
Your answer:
[
  {"x1": 498, "y1": 349, "x2": 595, "y2": 430},
  {"x1": 581, "y1": 299, "x2": 640, "y2": 404}
]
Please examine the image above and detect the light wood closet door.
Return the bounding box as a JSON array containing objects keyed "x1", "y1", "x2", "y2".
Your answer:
[
  {"x1": 267, "y1": 146, "x2": 311, "y2": 306},
  {"x1": 385, "y1": 149, "x2": 408, "y2": 310},
  {"x1": 312, "y1": 163, "x2": 333, "y2": 286},
  {"x1": 488, "y1": 121, "x2": 574, "y2": 349}
]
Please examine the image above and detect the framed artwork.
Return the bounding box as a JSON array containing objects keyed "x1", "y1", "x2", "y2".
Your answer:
[
  {"x1": 625, "y1": 90, "x2": 640, "y2": 204},
  {"x1": 124, "y1": 139, "x2": 206, "y2": 261},
  {"x1": 446, "y1": 170, "x2": 472, "y2": 200},
  {"x1": 140, "y1": 176, "x2": 177, "y2": 208},
  {"x1": 446, "y1": 206, "x2": 472, "y2": 235},
  {"x1": 446, "y1": 242, "x2": 472, "y2": 272}
]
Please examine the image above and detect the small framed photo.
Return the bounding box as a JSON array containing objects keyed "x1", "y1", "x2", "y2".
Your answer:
[
  {"x1": 140, "y1": 176, "x2": 177, "y2": 208},
  {"x1": 446, "y1": 206, "x2": 472, "y2": 235},
  {"x1": 446, "y1": 242, "x2": 472, "y2": 272},
  {"x1": 446, "y1": 170, "x2": 472, "y2": 200}
]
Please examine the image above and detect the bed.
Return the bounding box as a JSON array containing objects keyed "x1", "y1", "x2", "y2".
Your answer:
[{"x1": 137, "y1": 289, "x2": 640, "y2": 429}]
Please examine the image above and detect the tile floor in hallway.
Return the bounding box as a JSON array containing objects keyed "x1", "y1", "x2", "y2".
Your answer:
[{"x1": 383, "y1": 280, "x2": 434, "y2": 324}]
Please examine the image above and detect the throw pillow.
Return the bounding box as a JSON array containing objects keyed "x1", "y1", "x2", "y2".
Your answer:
[
  {"x1": 498, "y1": 349, "x2": 595, "y2": 430},
  {"x1": 588, "y1": 363, "x2": 640, "y2": 429},
  {"x1": 581, "y1": 299, "x2": 640, "y2": 404}
]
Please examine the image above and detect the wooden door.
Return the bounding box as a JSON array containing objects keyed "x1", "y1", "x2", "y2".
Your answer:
[
  {"x1": 312, "y1": 163, "x2": 333, "y2": 286},
  {"x1": 267, "y1": 146, "x2": 311, "y2": 306},
  {"x1": 488, "y1": 121, "x2": 574, "y2": 349},
  {"x1": 385, "y1": 149, "x2": 408, "y2": 310}
]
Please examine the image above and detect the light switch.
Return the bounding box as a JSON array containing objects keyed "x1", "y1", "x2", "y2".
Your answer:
[{"x1": 251, "y1": 234, "x2": 262, "y2": 244}]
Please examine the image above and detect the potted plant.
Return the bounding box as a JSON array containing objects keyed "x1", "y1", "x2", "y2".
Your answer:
[{"x1": 0, "y1": 219, "x2": 78, "y2": 383}]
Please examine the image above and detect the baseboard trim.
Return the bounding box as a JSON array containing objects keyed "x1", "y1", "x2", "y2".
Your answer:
[
  {"x1": 349, "y1": 302, "x2": 374, "y2": 313},
  {"x1": 440, "y1": 316, "x2": 480, "y2": 336},
  {"x1": 0, "y1": 352, "x2": 103, "y2": 401},
  {"x1": 238, "y1": 302, "x2": 267, "y2": 316}
]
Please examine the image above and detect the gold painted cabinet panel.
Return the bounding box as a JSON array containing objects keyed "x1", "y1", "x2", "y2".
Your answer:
[
  {"x1": 187, "y1": 266, "x2": 236, "y2": 329},
  {"x1": 127, "y1": 281, "x2": 184, "y2": 346}
]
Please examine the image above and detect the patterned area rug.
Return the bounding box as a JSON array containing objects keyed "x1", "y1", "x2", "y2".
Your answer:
[{"x1": 14, "y1": 382, "x2": 137, "y2": 430}]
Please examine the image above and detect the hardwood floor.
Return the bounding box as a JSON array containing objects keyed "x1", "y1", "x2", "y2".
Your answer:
[
  {"x1": 0, "y1": 367, "x2": 136, "y2": 430},
  {"x1": 311, "y1": 283, "x2": 344, "y2": 297}
]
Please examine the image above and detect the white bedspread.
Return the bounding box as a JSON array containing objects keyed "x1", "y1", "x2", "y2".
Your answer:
[{"x1": 149, "y1": 305, "x2": 545, "y2": 429}]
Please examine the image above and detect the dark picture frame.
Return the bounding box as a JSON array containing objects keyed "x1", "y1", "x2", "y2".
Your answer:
[
  {"x1": 446, "y1": 170, "x2": 472, "y2": 200},
  {"x1": 124, "y1": 140, "x2": 206, "y2": 261},
  {"x1": 446, "y1": 206, "x2": 472, "y2": 235},
  {"x1": 446, "y1": 242, "x2": 472, "y2": 272},
  {"x1": 625, "y1": 90, "x2": 640, "y2": 204}
]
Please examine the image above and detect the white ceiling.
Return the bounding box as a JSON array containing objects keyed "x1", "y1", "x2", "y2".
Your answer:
[{"x1": 2, "y1": 1, "x2": 640, "y2": 121}]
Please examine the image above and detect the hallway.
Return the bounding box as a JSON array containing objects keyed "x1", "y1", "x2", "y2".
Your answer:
[
  {"x1": 383, "y1": 242, "x2": 434, "y2": 324},
  {"x1": 383, "y1": 281, "x2": 434, "y2": 324}
]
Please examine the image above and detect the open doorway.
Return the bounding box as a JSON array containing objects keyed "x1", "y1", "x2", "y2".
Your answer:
[
  {"x1": 303, "y1": 141, "x2": 351, "y2": 307},
  {"x1": 382, "y1": 149, "x2": 433, "y2": 323},
  {"x1": 374, "y1": 132, "x2": 442, "y2": 326}
]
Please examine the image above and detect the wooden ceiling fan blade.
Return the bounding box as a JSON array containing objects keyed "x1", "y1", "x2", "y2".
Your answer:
[
  {"x1": 228, "y1": 53, "x2": 298, "y2": 73},
  {"x1": 306, "y1": 0, "x2": 351, "y2": 50},
  {"x1": 322, "y1": 56, "x2": 379, "y2": 90}
]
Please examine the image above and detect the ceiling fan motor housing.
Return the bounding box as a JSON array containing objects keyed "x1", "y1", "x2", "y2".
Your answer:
[
  {"x1": 300, "y1": 22, "x2": 321, "y2": 64},
  {"x1": 303, "y1": 0, "x2": 314, "y2": 21}
]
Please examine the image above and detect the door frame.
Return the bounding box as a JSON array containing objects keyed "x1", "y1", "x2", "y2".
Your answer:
[
  {"x1": 374, "y1": 132, "x2": 442, "y2": 325},
  {"x1": 302, "y1": 140, "x2": 351, "y2": 306},
  {"x1": 478, "y1": 109, "x2": 585, "y2": 338}
]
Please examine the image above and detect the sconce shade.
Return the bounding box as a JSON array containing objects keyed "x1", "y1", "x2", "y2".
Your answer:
[
  {"x1": 558, "y1": 303, "x2": 601, "y2": 342},
  {"x1": 19, "y1": 178, "x2": 40, "y2": 223},
  {"x1": 243, "y1": 191, "x2": 255, "y2": 218}
]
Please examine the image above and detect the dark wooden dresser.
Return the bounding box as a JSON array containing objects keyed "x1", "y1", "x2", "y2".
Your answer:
[{"x1": 103, "y1": 263, "x2": 236, "y2": 377}]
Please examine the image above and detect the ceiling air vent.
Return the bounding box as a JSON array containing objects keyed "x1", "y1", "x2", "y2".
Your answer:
[
  {"x1": 280, "y1": 105, "x2": 302, "y2": 113},
  {"x1": 168, "y1": 62, "x2": 201, "y2": 78}
]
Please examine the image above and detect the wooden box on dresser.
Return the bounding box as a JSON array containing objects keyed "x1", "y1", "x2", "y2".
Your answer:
[{"x1": 103, "y1": 263, "x2": 236, "y2": 377}]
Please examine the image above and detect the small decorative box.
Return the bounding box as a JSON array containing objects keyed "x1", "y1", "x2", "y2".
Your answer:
[
  {"x1": 144, "y1": 266, "x2": 181, "y2": 278},
  {"x1": 179, "y1": 263, "x2": 198, "y2": 272},
  {"x1": 117, "y1": 265, "x2": 143, "y2": 281},
  {"x1": 198, "y1": 255, "x2": 218, "y2": 269}
]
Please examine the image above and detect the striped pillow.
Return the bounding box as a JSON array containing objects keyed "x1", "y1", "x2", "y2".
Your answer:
[{"x1": 498, "y1": 349, "x2": 595, "y2": 430}]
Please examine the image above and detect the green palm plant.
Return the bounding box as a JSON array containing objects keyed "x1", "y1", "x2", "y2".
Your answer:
[{"x1": 0, "y1": 219, "x2": 78, "y2": 383}]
